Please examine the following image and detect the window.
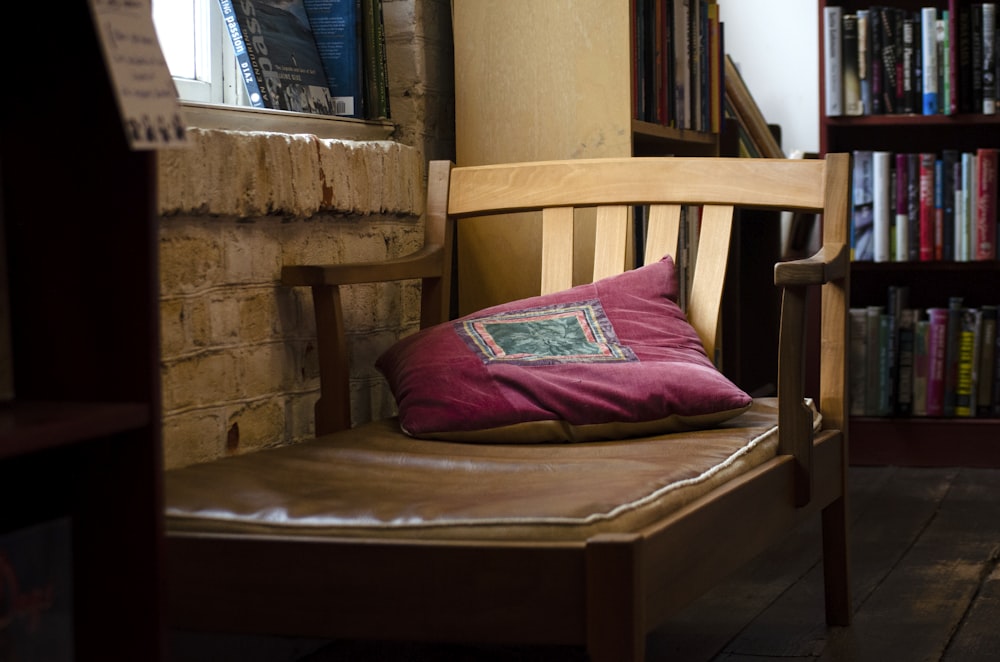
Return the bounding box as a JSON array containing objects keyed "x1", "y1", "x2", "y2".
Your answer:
[{"x1": 153, "y1": 0, "x2": 247, "y2": 106}]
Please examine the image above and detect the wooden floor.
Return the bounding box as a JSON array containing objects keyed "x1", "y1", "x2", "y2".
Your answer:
[{"x1": 171, "y1": 465, "x2": 1000, "y2": 661}]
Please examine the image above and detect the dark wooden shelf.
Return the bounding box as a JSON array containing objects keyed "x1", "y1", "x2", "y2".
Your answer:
[
  {"x1": 850, "y1": 417, "x2": 1000, "y2": 467},
  {"x1": 0, "y1": 400, "x2": 150, "y2": 461}
]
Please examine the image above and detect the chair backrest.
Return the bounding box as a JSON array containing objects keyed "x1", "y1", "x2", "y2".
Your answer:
[{"x1": 432, "y1": 155, "x2": 850, "y2": 371}]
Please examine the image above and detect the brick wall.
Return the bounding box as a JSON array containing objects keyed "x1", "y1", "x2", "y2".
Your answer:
[{"x1": 159, "y1": 0, "x2": 454, "y2": 469}]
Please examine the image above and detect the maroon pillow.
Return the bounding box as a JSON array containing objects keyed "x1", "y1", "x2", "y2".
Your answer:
[{"x1": 376, "y1": 256, "x2": 752, "y2": 442}]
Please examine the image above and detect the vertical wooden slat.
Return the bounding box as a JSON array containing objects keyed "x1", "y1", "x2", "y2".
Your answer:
[
  {"x1": 687, "y1": 204, "x2": 734, "y2": 363},
  {"x1": 643, "y1": 204, "x2": 683, "y2": 265},
  {"x1": 541, "y1": 206, "x2": 576, "y2": 294},
  {"x1": 593, "y1": 205, "x2": 630, "y2": 281},
  {"x1": 586, "y1": 533, "x2": 645, "y2": 662}
]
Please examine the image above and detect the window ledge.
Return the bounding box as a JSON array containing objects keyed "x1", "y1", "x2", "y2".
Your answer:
[{"x1": 180, "y1": 101, "x2": 396, "y2": 141}]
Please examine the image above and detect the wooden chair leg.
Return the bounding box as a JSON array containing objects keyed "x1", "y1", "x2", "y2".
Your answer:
[
  {"x1": 586, "y1": 534, "x2": 645, "y2": 662},
  {"x1": 821, "y1": 495, "x2": 852, "y2": 626}
]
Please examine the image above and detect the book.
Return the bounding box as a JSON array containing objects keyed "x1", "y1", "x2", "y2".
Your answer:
[
  {"x1": 983, "y1": 2, "x2": 997, "y2": 114},
  {"x1": 954, "y1": 307, "x2": 980, "y2": 416},
  {"x1": 922, "y1": 7, "x2": 940, "y2": 114},
  {"x1": 852, "y1": 150, "x2": 875, "y2": 260},
  {"x1": 304, "y1": 0, "x2": 365, "y2": 118},
  {"x1": 901, "y1": 13, "x2": 917, "y2": 114},
  {"x1": 955, "y1": 0, "x2": 974, "y2": 113},
  {"x1": 896, "y1": 307, "x2": 918, "y2": 416},
  {"x1": 895, "y1": 152, "x2": 911, "y2": 262},
  {"x1": 978, "y1": 304, "x2": 997, "y2": 415},
  {"x1": 975, "y1": 147, "x2": 998, "y2": 260},
  {"x1": 361, "y1": 0, "x2": 390, "y2": 119},
  {"x1": 824, "y1": 5, "x2": 844, "y2": 116},
  {"x1": 919, "y1": 152, "x2": 937, "y2": 261},
  {"x1": 877, "y1": 6, "x2": 900, "y2": 114},
  {"x1": 934, "y1": 157, "x2": 945, "y2": 260},
  {"x1": 849, "y1": 307, "x2": 869, "y2": 416},
  {"x1": 858, "y1": 9, "x2": 872, "y2": 115},
  {"x1": 219, "y1": 0, "x2": 337, "y2": 115},
  {"x1": 871, "y1": 7, "x2": 885, "y2": 114},
  {"x1": 939, "y1": 12, "x2": 951, "y2": 115},
  {"x1": 959, "y1": 151, "x2": 978, "y2": 261},
  {"x1": 972, "y1": 3, "x2": 985, "y2": 112},
  {"x1": 913, "y1": 316, "x2": 930, "y2": 416},
  {"x1": 866, "y1": 305, "x2": 885, "y2": 415},
  {"x1": 926, "y1": 306, "x2": 949, "y2": 416},
  {"x1": 843, "y1": 13, "x2": 863, "y2": 116},
  {"x1": 941, "y1": 149, "x2": 959, "y2": 260},
  {"x1": 943, "y1": 295, "x2": 964, "y2": 416},
  {"x1": 873, "y1": 150, "x2": 893, "y2": 263},
  {"x1": 887, "y1": 284, "x2": 909, "y2": 413}
]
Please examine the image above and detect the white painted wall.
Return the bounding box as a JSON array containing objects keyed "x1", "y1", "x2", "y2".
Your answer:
[{"x1": 717, "y1": 0, "x2": 820, "y2": 155}]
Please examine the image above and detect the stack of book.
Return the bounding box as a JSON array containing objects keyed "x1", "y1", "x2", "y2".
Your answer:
[
  {"x1": 218, "y1": 0, "x2": 390, "y2": 120},
  {"x1": 824, "y1": 3, "x2": 998, "y2": 117},
  {"x1": 850, "y1": 147, "x2": 998, "y2": 262},
  {"x1": 632, "y1": 0, "x2": 723, "y2": 133},
  {"x1": 849, "y1": 286, "x2": 1000, "y2": 418}
]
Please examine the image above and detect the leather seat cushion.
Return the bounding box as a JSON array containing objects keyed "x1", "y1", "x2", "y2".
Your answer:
[{"x1": 165, "y1": 398, "x2": 811, "y2": 542}]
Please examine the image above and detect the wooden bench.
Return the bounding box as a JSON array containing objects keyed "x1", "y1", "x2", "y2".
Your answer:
[{"x1": 164, "y1": 154, "x2": 852, "y2": 661}]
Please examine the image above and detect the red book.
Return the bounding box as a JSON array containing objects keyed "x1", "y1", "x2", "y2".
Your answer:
[
  {"x1": 926, "y1": 307, "x2": 949, "y2": 416},
  {"x1": 918, "y1": 152, "x2": 937, "y2": 261},
  {"x1": 976, "y1": 147, "x2": 998, "y2": 260}
]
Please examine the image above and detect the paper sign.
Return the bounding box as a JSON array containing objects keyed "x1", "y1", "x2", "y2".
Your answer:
[{"x1": 88, "y1": 0, "x2": 188, "y2": 149}]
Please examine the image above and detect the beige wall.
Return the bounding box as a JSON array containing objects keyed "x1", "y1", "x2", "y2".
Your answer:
[{"x1": 158, "y1": 0, "x2": 454, "y2": 469}]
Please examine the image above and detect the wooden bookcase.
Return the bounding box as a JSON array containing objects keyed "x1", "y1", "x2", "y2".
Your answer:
[
  {"x1": 818, "y1": 0, "x2": 1000, "y2": 466},
  {"x1": 453, "y1": 0, "x2": 721, "y2": 315},
  {"x1": 0, "y1": 0, "x2": 164, "y2": 658}
]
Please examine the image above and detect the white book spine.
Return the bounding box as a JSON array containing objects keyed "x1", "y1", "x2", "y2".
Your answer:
[
  {"x1": 922, "y1": 7, "x2": 940, "y2": 114},
  {"x1": 824, "y1": 6, "x2": 843, "y2": 116},
  {"x1": 873, "y1": 151, "x2": 893, "y2": 263}
]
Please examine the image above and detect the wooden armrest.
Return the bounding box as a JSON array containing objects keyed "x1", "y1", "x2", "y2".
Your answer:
[
  {"x1": 773, "y1": 243, "x2": 849, "y2": 287},
  {"x1": 772, "y1": 242, "x2": 848, "y2": 509},
  {"x1": 281, "y1": 244, "x2": 445, "y2": 287}
]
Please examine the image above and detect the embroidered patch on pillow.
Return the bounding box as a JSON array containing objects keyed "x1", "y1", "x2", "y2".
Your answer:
[{"x1": 376, "y1": 256, "x2": 753, "y2": 443}]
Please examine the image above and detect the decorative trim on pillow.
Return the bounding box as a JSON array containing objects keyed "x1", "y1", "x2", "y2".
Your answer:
[{"x1": 456, "y1": 299, "x2": 637, "y2": 366}]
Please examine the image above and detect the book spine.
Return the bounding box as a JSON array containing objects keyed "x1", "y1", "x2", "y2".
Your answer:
[
  {"x1": 896, "y1": 152, "x2": 910, "y2": 262},
  {"x1": 919, "y1": 152, "x2": 937, "y2": 261},
  {"x1": 939, "y1": 12, "x2": 951, "y2": 115},
  {"x1": 852, "y1": 150, "x2": 875, "y2": 261},
  {"x1": 871, "y1": 7, "x2": 884, "y2": 115},
  {"x1": 942, "y1": 149, "x2": 959, "y2": 260},
  {"x1": 926, "y1": 306, "x2": 949, "y2": 416},
  {"x1": 825, "y1": 6, "x2": 844, "y2": 116},
  {"x1": 975, "y1": 147, "x2": 998, "y2": 260},
  {"x1": 913, "y1": 317, "x2": 930, "y2": 416},
  {"x1": 896, "y1": 308, "x2": 916, "y2": 416},
  {"x1": 943, "y1": 295, "x2": 964, "y2": 416},
  {"x1": 972, "y1": 4, "x2": 985, "y2": 113},
  {"x1": 983, "y1": 3, "x2": 997, "y2": 114},
  {"x1": 849, "y1": 307, "x2": 869, "y2": 416},
  {"x1": 304, "y1": 0, "x2": 365, "y2": 118},
  {"x1": 934, "y1": 158, "x2": 945, "y2": 260},
  {"x1": 878, "y1": 311, "x2": 893, "y2": 415},
  {"x1": 878, "y1": 7, "x2": 899, "y2": 114},
  {"x1": 957, "y1": 1, "x2": 975, "y2": 112},
  {"x1": 218, "y1": 0, "x2": 267, "y2": 108},
  {"x1": 922, "y1": 7, "x2": 940, "y2": 114},
  {"x1": 873, "y1": 151, "x2": 893, "y2": 263},
  {"x1": 859, "y1": 9, "x2": 872, "y2": 115},
  {"x1": 978, "y1": 305, "x2": 998, "y2": 415},
  {"x1": 907, "y1": 152, "x2": 921, "y2": 261},
  {"x1": 901, "y1": 14, "x2": 917, "y2": 114},
  {"x1": 866, "y1": 305, "x2": 885, "y2": 415},
  {"x1": 844, "y1": 13, "x2": 863, "y2": 115},
  {"x1": 959, "y1": 151, "x2": 977, "y2": 261},
  {"x1": 955, "y1": 308, "x2": 980, "y2": 416}
]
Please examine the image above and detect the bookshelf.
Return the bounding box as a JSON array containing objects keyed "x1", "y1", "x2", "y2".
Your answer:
[
  {"x1": 818, "y1": 0, "x2": 1000, "y2": 466},
  {"x1": 0, "y1": 0, "x2": 164, "y2": 658},
  {"x1": 453, "y1": 0, "x2": 722, "y2": 314}
]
